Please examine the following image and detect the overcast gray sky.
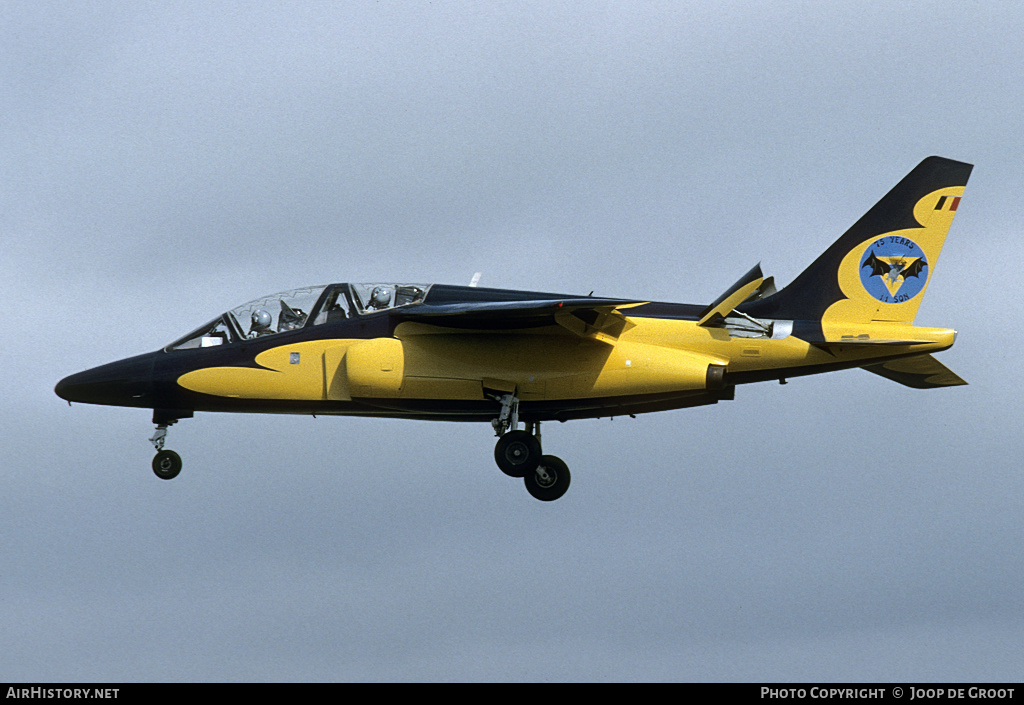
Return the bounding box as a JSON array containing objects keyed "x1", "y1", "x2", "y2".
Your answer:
[{"x1": 3, "y1": 0, "x2": 1023, "y2": 682}]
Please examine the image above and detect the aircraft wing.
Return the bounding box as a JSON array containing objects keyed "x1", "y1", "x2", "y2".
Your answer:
[
  {"x1": 861, "y1": 354, "x2": 967, "y2": 388},
  {"x1": 393, "y1": 297, "x2": 641, "y2": 341}
]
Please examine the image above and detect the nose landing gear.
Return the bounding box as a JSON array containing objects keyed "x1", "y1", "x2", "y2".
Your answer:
[
  {"x1": 149, "y1": 416, "x2": 182, "y2": 480},
  {"x1": 490, "y1": 393, "x2": 571, "y2": 501},
  {"x1": 152, "y1": 448, "x2": 182, "y2": 480}
]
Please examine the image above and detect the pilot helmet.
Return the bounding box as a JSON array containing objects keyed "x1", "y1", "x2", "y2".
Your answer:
[
  {"x1": 251, "y1": 309, "x2": 273, "y2": 332},
  {"x1": 370, "y1": 286, "x2": 391, "y2": 309}
]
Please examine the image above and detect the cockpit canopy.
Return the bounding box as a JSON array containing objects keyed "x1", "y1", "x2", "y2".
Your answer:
[{"x1": 166, "y1": 283, "x2": 430, "y2": 351}]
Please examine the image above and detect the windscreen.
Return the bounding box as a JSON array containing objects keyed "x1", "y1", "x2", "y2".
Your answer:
[{"x1": 166, "y1": 285, "x2": 329, "y2": 350}]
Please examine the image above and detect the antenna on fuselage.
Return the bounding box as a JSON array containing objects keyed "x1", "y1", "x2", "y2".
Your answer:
[{"x1": 469, "y1": 272, "x2": 482, "y2": 287}]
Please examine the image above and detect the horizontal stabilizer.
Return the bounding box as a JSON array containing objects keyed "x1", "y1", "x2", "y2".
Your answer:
[
  {"x1": 861, "y1": 354, "x2": 967, "y2": 388},
  {"x1": 698, "y1": 264, "x2": 764, "y2": 327}
]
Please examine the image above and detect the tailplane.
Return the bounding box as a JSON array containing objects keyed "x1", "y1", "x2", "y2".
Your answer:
[
  {"x1": 741, "y1": 156, "x2": 972, "y2": 329},
  {"x1": 861, "y1": 354, "x2": 967, "y2": 389}
]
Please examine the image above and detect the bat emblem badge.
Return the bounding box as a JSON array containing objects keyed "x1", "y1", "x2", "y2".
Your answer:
[{"x1": 859, "y1": 236, "x2": 929, "y2": 303}]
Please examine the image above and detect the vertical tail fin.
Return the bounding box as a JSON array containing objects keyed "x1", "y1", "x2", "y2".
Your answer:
[{"x1": 742, "y1": 156, "x2": 972, "y2": 328}]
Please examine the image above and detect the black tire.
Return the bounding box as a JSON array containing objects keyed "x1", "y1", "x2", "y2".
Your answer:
[
  {"x1": 152, "y1": 449, "x2": 182, "y2": 480},
  {"x1": 524, "y1": 455, "x2": 570, "y2": 501},
  {"x1": 494, "y1": 430, "x2": 541, "y2": 478}
]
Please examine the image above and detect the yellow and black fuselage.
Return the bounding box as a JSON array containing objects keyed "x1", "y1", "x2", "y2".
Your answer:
[
  {"x1": 55, "y1": 156, "x2": 972, "y2": 426},
  {"x1": 54, "y1": 282, "x2": 958, "y2": 426}
]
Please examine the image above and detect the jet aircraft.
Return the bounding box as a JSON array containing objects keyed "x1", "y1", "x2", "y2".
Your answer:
[{"x1": 56, "y1": 156, "x2": 971, "y2": 501}]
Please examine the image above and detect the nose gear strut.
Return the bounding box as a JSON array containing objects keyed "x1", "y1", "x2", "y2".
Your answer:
[{"x1": 149, "y1": 415, "x2": 183, "y2": 480}]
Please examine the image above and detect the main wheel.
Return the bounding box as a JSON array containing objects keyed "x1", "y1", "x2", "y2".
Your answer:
[
  {"x1": 494, "y1": 430, "x2": 541, "y2": 478},
  {"x1": 524, "y1": 455, "x2": 571, "y2": 501},
  {"x1": 152, "y1": 449, "x2": 182, "y2": 480}
]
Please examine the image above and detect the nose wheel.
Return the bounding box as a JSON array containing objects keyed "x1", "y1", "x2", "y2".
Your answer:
[
  {"x1": 152, "y1": 449, "x2": 182, "y2": 480},
  {"x1": 149, "y1": 416, "x2": 183, "y2": 480},
  {"x1": 491, "y1": 394, "x2": 571, "y2": 501}
]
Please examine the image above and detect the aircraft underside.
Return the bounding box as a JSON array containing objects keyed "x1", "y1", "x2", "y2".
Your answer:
[{"x1": 178, "y1": 387, "x2": 733, "y2": 423}]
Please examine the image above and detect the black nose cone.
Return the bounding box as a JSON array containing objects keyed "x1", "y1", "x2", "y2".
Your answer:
[{"x1": 56, "y1": 353, "x2": 156, "y2": 408}]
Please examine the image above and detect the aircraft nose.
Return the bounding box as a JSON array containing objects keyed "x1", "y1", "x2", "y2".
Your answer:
[{"x1": 55, "y1": 353, "x2": 156, "y2": 408}]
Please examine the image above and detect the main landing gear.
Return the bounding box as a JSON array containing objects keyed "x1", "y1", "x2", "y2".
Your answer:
[
  {"x1": 142, "y1": 398, "x2": 571, "y2": 500},
  {"x1": 491, "y1": 393, "x2": 571, "y2": 501},
  {"x1": 149, "y1": 418, "x2": 182, "y2": 480}
]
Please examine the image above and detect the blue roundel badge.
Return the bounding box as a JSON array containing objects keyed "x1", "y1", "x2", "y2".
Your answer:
[{"x1": 859, "y1": 236, "x2": 929, "y2": 303}]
